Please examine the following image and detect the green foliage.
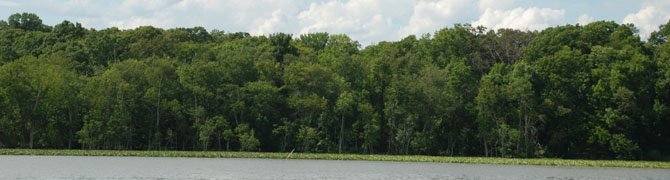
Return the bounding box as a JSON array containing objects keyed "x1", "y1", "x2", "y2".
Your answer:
[
  {"x1": 649, "y1": 20, "x2": 670, "y2": 46},
  {"x1": 4, "y1": 149, "x2": 670, "y2": 169},
  {"x1": 1, "y1": 13, "x2": 669, "y2": 161},
  {"x1": 297, "y1": 126, "x2": 319, "y2": 152},
  {"x1": 7, "y1": 12, "x2": 49, "y2": 32},
  {"x1": 297, "y1": 32, "x2": 329, "y2": 53},
  {"x1": 235, "y1": 123, "x2": 260, "y2": 152}
]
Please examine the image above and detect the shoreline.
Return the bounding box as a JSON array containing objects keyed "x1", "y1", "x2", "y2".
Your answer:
[{"x1": 1, "y1": 149, "x2": 668, "y2": 169}]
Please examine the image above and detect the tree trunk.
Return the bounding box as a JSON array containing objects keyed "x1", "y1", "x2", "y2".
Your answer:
[
  {"x1": 155, "y1": 75, "x2": 162, "y2": 150},
  {"x1": 128, "y1": 127, "x2": 133, "y2": 150},
  {"x1": 29, "y1": 82, "x2": 44, "y2": 149},
  {"x1": 28, "y1": 130, "x2": 35, "y2": 149},
  {"x1": 517, "y1": 99, "x2": 522, "y2": 155},
  {"x1": 484, "y1": 141, "x2": 489, "y2": 157},
  {"x1": 233, "y1": 87, "x2": 241, "y2": 125},
  {"x1": 238, "y1": 88, "x2": 243, "y2": 125},
  {"x1": 523, "y1": 101, "x2": 530, "y2": 157},
  {"x1": 68, "y1": 109, "x2": 73, "y2": 149},
  {"x1": 148, "y1": 129, "x2": 152, "y2": 150},
  {"x1": 339, "y1": 114, "x2": 344, "y2": 154},
  {"x1": 281, "y1": 133, "x2": 287, "y2": 152},
  {"x1": 217, "y1": 135, "x2": 222, "y2": 150}
]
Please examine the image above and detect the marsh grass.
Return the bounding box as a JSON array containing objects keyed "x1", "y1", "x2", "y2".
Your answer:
[{"x1": 1, "y1": 149, "x2": 668, "y2": 169}]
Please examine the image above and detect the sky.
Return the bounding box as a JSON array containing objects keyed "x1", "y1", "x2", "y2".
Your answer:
[{"x1": 1, "y1": 0, "x2": 669, "y2": 46}]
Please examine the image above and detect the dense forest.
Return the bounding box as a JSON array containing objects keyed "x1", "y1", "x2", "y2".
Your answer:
[{"x1": 1, "y1": 13, "x2": 669, "y2": 160}]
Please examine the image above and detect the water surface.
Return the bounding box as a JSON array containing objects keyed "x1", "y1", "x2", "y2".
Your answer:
[{"x1": 1, "y1": 155, "x2": 668, "y2": 179}]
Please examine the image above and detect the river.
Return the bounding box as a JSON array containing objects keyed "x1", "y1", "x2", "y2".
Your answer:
[{"x1": 0, "y1": 155, "x2": 668, "y2": 179}]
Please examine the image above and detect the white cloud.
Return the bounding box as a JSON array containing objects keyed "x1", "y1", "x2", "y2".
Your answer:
[
  {"x1": 104, "y1": 0, "x2": 178, "y2": 29},
  {"x1": 399, "y1": 0, "x2": 472, "y2": 36},
  {"x1": 0, "y1": 0, "x2": 20, "y2": 7},
  {"x1": 24, "y1": 0, "x2": 103, "y2": 18},
  {"x1": 577, "y1": 14, "x2": 594, "y2": 25},
  {"x1": 623, "y1": 0, "x2": 670, "y2": 40},
  {"x1": 3, "y1": 0, "x2": 655, "y2": 46},
  {"x1": 120, "y1": 0, "x2": 175, "y2": 13},
  {"x1": 252, "y1": 10, "x2": 284, "y2": 35},
  {"x1": 297, "y1": 0, "x2": 414, "y2": 44},
  {"x1": 473, "y1": 7, "x2": 565, "y2": 31},
  {"x1": 82, "y1": 0, "x2": 307, "y2": 33},
  {"x1": 478, "y1": 0, "x2": 517, "y2": 10},
  {"x1": 108, "y1": 16, "x2": 174, "y2": 29}
]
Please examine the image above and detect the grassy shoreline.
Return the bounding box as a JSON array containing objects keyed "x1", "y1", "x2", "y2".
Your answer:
[{"x1": 1, "y1": 149, "x2": 669, "y2": 169}]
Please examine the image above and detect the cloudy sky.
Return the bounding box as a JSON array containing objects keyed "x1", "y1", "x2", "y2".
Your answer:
[{"x1": 1, "y1": 0, "x2": 669, "y2": 45}]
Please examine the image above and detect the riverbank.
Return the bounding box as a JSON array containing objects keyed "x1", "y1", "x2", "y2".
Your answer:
[
  {"x1": 4, "y1": 155, "x2": 670, "y2": 179},
  {"x1": 1, "y1": 149, "x2": 668, "y2": 169}
]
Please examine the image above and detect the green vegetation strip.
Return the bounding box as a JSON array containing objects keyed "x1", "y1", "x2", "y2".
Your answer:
[{"x1": 1, "y1": 149, "x2": 669, "y2": 169}]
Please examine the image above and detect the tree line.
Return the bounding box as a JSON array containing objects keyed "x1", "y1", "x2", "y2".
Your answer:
[{"x1": 1, "y1": 13, "x2": 669, "y2": 160}]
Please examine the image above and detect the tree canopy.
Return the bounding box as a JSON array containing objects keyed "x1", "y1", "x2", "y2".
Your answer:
[{"x1": 1, "y1": 13, "x2": 669, "y2": 160}]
